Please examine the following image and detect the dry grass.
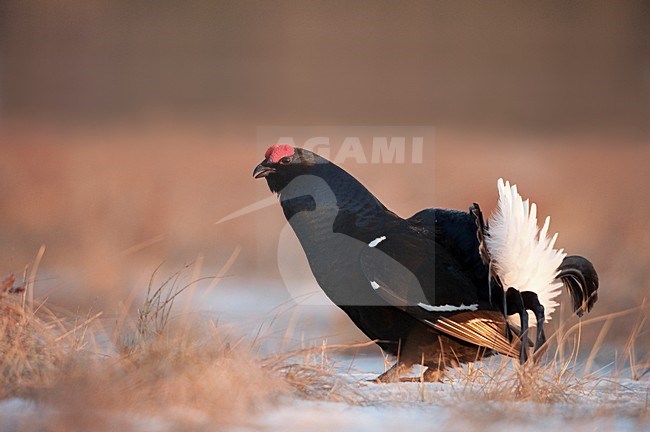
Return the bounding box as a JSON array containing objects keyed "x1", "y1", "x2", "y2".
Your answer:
[
  {"x1": 416, "y1": 302, "x2": 650, "y2": 408},
  {"x1": 0, "y1": 269, "x2": 88, "y2": 400},
  {"x1": 35, "y1": 335, "x2": 288, "y2": 431},
  {"x1": 263, "y1": 340, "x2": 377, "y2": 404},
  {"x1": 0, "y1": 260, "x2": 366, "y2": 431}
]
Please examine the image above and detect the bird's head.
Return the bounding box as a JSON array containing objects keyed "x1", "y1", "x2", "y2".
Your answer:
[{"x1": 253, "y1": 144, "x2": 322, "y2": 193}]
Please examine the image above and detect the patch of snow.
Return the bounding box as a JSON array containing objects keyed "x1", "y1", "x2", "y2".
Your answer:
[{"x1": 0, "y1": 398, "x2": 37, "y2": 432}]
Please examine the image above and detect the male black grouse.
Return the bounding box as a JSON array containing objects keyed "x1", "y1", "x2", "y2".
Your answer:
[{"x1": 253, "y1": 144, "x2": 599, "y2": 382}]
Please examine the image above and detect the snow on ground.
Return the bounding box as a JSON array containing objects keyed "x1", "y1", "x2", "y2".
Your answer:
[
  {"x1": 0, "y1": 398, "x2": 37, "y2": 431},
  {"x1": 2, "y1": 375, "x2": 647, "y2": 432},
  {"x1": 246, "y1": 376, "x2": 650, "y2": 432}
]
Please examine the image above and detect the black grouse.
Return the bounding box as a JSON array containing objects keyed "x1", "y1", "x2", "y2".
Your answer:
[{"x1": 253, "y1": 144, "x2": 599, "y2": 382}]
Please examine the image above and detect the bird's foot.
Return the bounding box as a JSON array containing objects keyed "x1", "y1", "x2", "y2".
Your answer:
[
  {"x1": 398, "y1": 368, "x2": 445, "y2": 383},
  {"x1": 369, "y1": 363, "x2": 411, "y2": 383}
]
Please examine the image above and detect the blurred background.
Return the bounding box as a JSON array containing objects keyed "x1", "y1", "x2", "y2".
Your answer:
[{"x1": 0, "y1": 1, "x2": 648, "y2": 357}]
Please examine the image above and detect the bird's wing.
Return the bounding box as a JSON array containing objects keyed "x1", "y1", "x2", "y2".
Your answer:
[
  {"x1": 407, "y1": 208, "x2": 488, "y2": 285},
  {"x1": 359, "y1": 231, "x2": 480, "y2": 309},
  {"x1": 556, "y1": 255, "x2": 599, "y2": 317},
  {"x1": 432, "y1": 311, "x2": 520, "y2": 358},
  {"x1": 359, "y1": 230, "x2": 516, "y2": 353}
]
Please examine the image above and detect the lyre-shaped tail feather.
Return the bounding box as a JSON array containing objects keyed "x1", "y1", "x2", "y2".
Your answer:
[{"x1": 556, "y1": 255, "x2": 599, "y2": 317}]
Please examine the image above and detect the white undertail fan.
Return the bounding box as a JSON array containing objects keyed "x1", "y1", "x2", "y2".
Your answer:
[{"x1": 480, "y1": 178, "x2": 599, "y2": 361}]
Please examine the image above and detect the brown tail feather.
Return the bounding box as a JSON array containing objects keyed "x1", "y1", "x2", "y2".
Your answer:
[{"x1": 433, "y1": 310, "x2": 520, "y2": 358}]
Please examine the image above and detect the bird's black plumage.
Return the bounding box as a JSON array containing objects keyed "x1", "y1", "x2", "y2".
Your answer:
[{"x1": 253, "y1": 146, "x2": 599, "y2": 381}]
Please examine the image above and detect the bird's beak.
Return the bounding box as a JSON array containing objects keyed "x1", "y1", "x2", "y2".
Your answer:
[{"x1": 253, "y1": 162, "x2": 275, "y2": 179}]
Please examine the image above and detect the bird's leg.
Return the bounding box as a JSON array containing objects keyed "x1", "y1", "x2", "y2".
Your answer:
[
  {"x1": 496, "y1": 277, "x2": 513, "y2": 343},
  {"x1": 503, "y1": 282, "x2": 512, "y2": 342},
  {"x1": 506, "y1": 287, "x2": 528, "y2": 364},
  {"x1": 521, "y1": 291, "x2": 546, "y2": 358},
  {"x1": 371, "y1": 362, "x2": 411, "y2": 383},
  {"x1": 518, "y1": 299, "x2": 529, "y2": 364}
]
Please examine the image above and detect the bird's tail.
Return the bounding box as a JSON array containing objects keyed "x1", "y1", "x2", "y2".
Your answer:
[
  {"x1": 485, "y1": 179, "x2": 566, "y2": 323},
  {"x1": 556, "y1": 255, "x2": 599, "y2": 317}
]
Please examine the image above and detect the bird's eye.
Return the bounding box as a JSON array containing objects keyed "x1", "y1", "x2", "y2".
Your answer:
[{"x1": 279, "y1": 156, "x2": 292, "y2": 165}]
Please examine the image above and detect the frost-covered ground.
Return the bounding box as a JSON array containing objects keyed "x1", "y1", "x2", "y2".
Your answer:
[
  {"x1": 247, "y1": 355, "x2": 650, "y2": 432},
  {"x1": 3, "y1": 371, "x2": 647, "y2": 432},
  {"x1": 253, "y1": 379, "x2": 650, "y2": 432},
  {"x1": 1, "y1": 283, "x2": 647, "y2": 432}
]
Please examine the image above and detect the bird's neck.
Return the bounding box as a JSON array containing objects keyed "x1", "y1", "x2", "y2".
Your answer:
[{"x1": 277, "y1": 163, "x2": 392, "y2": 243}]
